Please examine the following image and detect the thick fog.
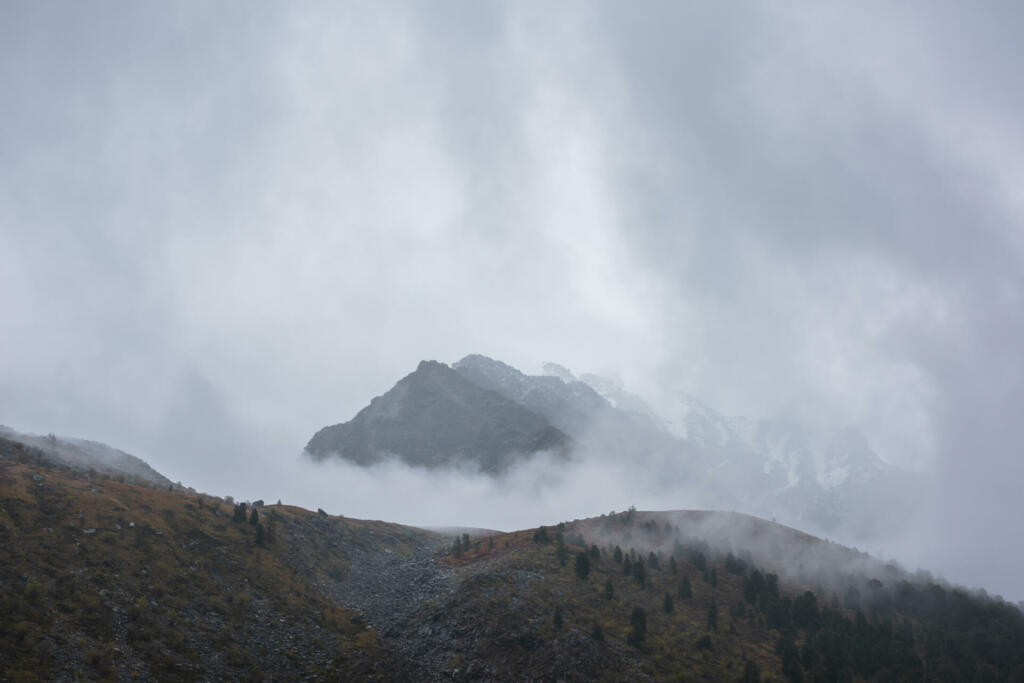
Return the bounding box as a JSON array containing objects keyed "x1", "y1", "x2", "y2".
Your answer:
[{"x1": 2, "y1": 2, "x2": 1023, "y2": 601}]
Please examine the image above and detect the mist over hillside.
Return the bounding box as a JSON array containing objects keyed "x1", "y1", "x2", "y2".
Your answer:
[
  {"x1": 5, "y1": 443, "x2": 1022, "y2": 680},
  {"x1": 4, "y1": 3, "x2": 1024, "y2": 672},
  {"x1": 303, "y1": 355, "x2": 919, "y2": 550},
  {"x1": 0, "y1": 426, "x2": 172, "y2": 489}
]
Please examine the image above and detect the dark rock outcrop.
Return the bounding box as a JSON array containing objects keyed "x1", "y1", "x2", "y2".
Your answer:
[{"x1": 305, "y1": 360, "x2": 569, "y2": 472}]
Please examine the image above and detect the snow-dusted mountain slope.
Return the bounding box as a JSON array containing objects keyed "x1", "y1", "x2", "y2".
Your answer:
[
  {"x1": 308, "y1": 354, "x2": 918, "y2": 542},
  {"x1": 540, "y1": 363, "x2": 919, "y2": 541},
  {"x1": 453, "y1": 355, "x2": 610, "y2": 437}
]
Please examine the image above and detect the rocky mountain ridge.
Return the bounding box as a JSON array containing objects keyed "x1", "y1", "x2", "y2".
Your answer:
[
  {"x1": 306, "y1": 354, "x2": 918, "y2": 541},
  {"x1": 305, "y1": 360, "x2": 570, "y2": 472}
]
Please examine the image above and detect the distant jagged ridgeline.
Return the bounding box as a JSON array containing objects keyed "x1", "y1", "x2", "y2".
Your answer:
[{"x1": 303, "y1": 354, "x2": 919, "y2": 543}]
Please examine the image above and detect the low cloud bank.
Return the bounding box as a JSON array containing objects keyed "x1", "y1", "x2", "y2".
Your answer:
[
  {"x1": 272, "y1": 449, "x2": 709, "y2": 533},
  {"x1": 226, "y1": 443, "x2": 1017, "y2": 603}
]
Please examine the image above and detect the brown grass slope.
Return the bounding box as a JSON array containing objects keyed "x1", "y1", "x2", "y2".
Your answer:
[
  {"x1": 5, "y1": 436, "x2": 1023, "y2": 681},
  {"x1": 0, "y1": 440, "x2": 429, "y2": 681},
  {"x1": 0, "y1": 439, "x2": 801, "y2": 681},
  {"x1": 432, "y1": 521, "x2": 787, "y2": 680}
]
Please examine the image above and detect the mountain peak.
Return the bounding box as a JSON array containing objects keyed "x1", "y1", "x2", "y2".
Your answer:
[
  {"x1": 305, "y1": 358, "x2": 569, "y2": 472},
  {"x1": 454, "y1": 356, "x2": 610, "y2": 437}
]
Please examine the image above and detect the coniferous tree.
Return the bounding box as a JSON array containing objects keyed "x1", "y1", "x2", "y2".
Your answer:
[
  {"x1": 553, "y1": 606, "x2": 564, "y2": 630},
  {"x1": 669, "y1": 556, "x2": 678, "y2": 575},
  {"x1": 556, "y1": 536, "x2": 568, "y2": 567},
  {"x1": 708, "y1": 597, "x2": 719, "y2": 631},
  {"x1": 633, "y1": 560, "x2": 646, "y2": 586},
  {"x1": 623, "y1": 556, "x2": 632, "y2": 576},
  {"x1": 628, "y1": 607, "x2": 647, "y2": 647},
  {"x1": 574, "y1": 551, "x2": 591, "y2": 580},
  {"x1": 776, "y1": 634, "x2": 802, "y2": 682},
  {"x1": 679, "y1": 576, "x2": 692, "y2": 599},
  {"x1": 744, "y1": 569, "x2": 766, "y2": 604},
  {"x1": 255, "y1": 523, "x2": 265, "y2": 546},
  {"x1": 793, "y1": 591, "x2": 819, "y2": 630},
  {"x1": 648, "y1": 551, "x2": 660, "y2": 570},
  {"x1": 604, "y1": 579, "x2": 614, "y2": 600},
  {"x1": 664, "y1": 592, "x2": 674, "y2": 613},
  {"x1": 843, "y1": 585, "x2": 861, "y2": 610},
  {"x1": 691, "y1": 550, "x2": 707, "y2": 572},
  {"x1": 613, "y1": 546, "x2": 623, "y2": 564},
  {"x1": 711, "y1": 567, "x2": 718, "y2": 588},
  {"x1": 249, "y1": 508, "x2": 259, "y2": 526},
  {"x1": 766, "y1": 573, "x2": 780, "y2": 599},
  {"x1": 725, "y1": 552, "x2": 748, "y2": 575},
  {"x1": 742, "y1": 659, "x2": 761, "y2": 683}
]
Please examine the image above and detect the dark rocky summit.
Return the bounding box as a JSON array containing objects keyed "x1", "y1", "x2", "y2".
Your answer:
[{"x1": 305, "y1": 360, "x2": 570, "y2": 472}]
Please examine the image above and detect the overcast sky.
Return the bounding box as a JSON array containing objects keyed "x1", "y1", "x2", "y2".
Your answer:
[{"x1": 2, "y1": 2, "x2": 1023, "y2": 599}]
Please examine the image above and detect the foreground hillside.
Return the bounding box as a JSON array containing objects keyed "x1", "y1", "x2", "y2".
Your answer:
[
  {"x1": 3, "y1": 437, "x2": 1024, "y2": 681},
  {"x1": 0, "y1": 439, "x2": 427, "y2": 680}
]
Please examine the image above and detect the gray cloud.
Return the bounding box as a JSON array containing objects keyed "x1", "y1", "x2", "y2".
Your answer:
[{"x1": 2, "y1": 2, "x2": 1022, "y2": 599}]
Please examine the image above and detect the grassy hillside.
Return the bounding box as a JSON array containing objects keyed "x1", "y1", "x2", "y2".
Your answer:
[
  {"x1": 0, "y1": 440, "x2": 422, "y2": 681},
  {"x1": 434, "y1": 510, "x2": 1024, "y2": 681},
  {"x1": 4, "y1": 436, "x2": 1024, "y2": 681},
  {"x1": 433, "y1": 520, "x2": 783, "y2": 680}
]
